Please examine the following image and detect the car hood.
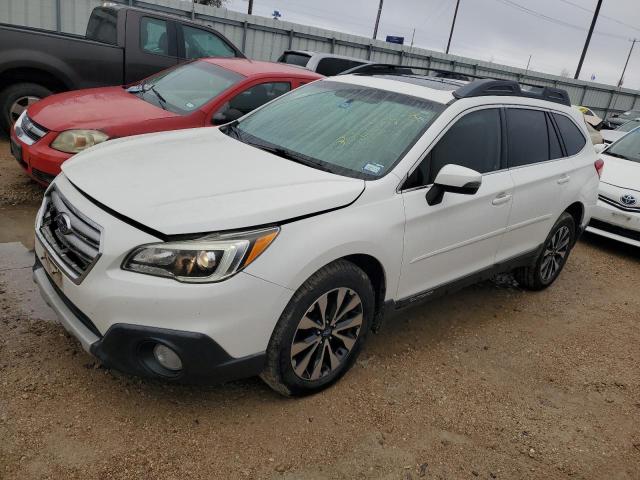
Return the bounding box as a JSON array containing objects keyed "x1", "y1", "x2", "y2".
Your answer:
[
  {"x1": 27, "y1": 87, "x2": 177, "y2": 132},
  {"x1": 600, "y1": 152, "x2": 640, "y2": 191},
  {"x1": 62, "y1": 128, "x2": 365, "y2": 235}
]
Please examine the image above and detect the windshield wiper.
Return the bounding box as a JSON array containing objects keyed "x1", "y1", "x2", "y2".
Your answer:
[
  {"x1": 605, "y1": 151, "x2": 631, "y2": 161},
  {"x1": 222, "y1": 121, "x2": 243, "y2": 140},
  {"x1": 247, "y1": 142, "x2": 336, "y2": 174},
  {"x1": 144, "y1": 84, "x2": 167, "y2": 110}
]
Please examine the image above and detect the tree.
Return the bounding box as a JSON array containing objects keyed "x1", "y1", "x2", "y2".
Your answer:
[
  {"x1": 195, "y1": 0, "x2": 228, "y2": 7},
  {"x1": 560, "y1": 68, "x2": 571, "y2": 78}
]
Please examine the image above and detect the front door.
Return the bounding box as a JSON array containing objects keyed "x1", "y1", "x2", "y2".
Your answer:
[{"x1": 397, "y1": 107, "x2": 514, "y2": 300}]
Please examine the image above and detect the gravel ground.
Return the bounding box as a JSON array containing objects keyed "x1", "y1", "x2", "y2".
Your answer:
[{"x1": 0, "y1": 137, "x2": 639, "y2": 479}]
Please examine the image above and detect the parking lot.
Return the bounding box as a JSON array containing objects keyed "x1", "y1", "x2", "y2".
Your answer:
[{"x1": 0, "y1": 134, "x2": 639, "y2": 479}]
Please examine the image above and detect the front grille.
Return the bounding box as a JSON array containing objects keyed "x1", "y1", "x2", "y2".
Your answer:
[
  {"x1": 21, "y1": 114, "x2": 48, "y2": 142},
  {"x1": 598, "y1": 194, "x2": 640, "y2": 212},
  {"x1": 32, "y1": 168, "x2": 56, "y2": 185},
  {"x1": 37, "y1": 187, "x2": 102, "y2": 282},
  {"x1": 589, "y1": 219, "x2": 640, "y2": 242}
]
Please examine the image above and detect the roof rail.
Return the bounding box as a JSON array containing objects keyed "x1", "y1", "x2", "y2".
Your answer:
[
  {"x1": 339, "y1": 63, "x2": 571, "y2": 107},
  {"x1": 452, "y1": 79, "x2": 571, "y2": 106}
]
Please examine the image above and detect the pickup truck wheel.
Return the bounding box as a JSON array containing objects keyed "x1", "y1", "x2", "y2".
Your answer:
[
  {"x1": 0, "y1": 83, "x2": 53, "y2": 132},
  {"x1": 260, "y1": 260, "x2": 374, "y2": 396},
  {"x1": 514, "y1": 212, "x2": 575, "y2": 291}
]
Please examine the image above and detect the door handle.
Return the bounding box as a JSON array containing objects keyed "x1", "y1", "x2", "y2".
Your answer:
[
  {"x1": 492, "y1": 192, "x2": 512, "y2": 206},
  {"x1": 557, "y1": 174, "x2": 570, "y2": 185}
]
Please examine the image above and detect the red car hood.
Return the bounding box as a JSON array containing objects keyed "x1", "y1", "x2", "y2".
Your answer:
[{"x1": 27, "y1": 87, "x2": 179, "y2": 132}]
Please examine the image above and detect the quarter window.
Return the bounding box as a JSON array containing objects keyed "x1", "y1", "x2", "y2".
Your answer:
[
  {"x1": 547, "y1": 114, "x2": 563, "y2": 160},
  {"x1": 553, "y1": 114, "x2": 586, "y2": 156},
  {"x1": 405, "y1": 108, "x2": 502, "y2": 189},
  {"x1": 182, "y1": 25, "x2": 236, "y2": 59},
  {"x1": 140, "y1": 17, "x2": 169, "y2": 56}
]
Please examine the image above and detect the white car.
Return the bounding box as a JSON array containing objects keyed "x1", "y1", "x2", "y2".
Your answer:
[
  {"x1": 278, "y1": 50, "x2": 369, "y2": 76},
  {"x1": 33, "y1": 68, "x2": 600, "y2": 395},
  {"x1": 601, "y1": 119, "x2": 640, "y2": 144},
  {"x1": 588, "y1": 131, "x2": 640, "y2": 247}
]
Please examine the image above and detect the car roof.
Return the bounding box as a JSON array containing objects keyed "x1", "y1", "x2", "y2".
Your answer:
[
  {"x1": 284, "y1": 50, "x2": 370, "y2": 63},
  {"x1": 201, "y1": 57, "x2": 323, "y2": 79}
]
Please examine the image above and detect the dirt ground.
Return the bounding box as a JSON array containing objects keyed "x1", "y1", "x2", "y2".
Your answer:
[{"x1": 0, "y1": 136, "x2": 638, "y2": 480}]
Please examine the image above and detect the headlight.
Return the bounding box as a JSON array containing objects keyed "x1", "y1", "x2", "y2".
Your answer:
[
  {"x1": 51, "y1": 130, "x2": 109, "y2": 153},
  {"x1": 122, "y1": 227, "x2": 279, "y2": 283}
]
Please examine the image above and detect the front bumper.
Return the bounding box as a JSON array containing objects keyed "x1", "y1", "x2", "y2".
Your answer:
[
  {"x1": 10, "y1": 128, "x2": 71, "y2": 186},
  {"x1": 34, "y1": 258, "x2": 266, "y2": 383},
  {"x1": 586, "y1": 189, "x2": 640, "y2": 247}
]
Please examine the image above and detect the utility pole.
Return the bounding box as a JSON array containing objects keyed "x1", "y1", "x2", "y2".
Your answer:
[
  {"x1": 617, "y1": 39, "x2": 637, "y2": 87},
  {"x1": 373, "y1": 0, "x2": 384, "y2": 40},
  {"x1": 247, "y1": 0, "x2": 253, "y2": 15},
  {"x1": 410, "y1": 28, "x2": 416, "y2": 47},
  {"x1": 446, "y1": 0, "x2": 461, "y2": 55},
  {"x1": 525, "y1": 54, "x2": 532, "y2": 75},
  {"x1": 574, "y1": 0, "x2": 603, "y2": 79}
]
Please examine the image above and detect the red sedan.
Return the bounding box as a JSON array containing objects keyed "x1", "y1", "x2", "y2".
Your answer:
[{"x1": 10, "y1": 58, "x2": 322, "y2": 185}]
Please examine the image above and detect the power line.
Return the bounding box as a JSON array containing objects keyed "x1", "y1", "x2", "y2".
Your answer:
[
  {"x1": 492, "y1": 0, "x2": 631, "y2": 41},
  {"x1": 556, "y1": 0, "x2": 640, "y2": 34}
]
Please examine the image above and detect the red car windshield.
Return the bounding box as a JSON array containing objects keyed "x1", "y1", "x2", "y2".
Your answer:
[{"x1": 130, "y1": 61, "x2": 244, "y2": 115}]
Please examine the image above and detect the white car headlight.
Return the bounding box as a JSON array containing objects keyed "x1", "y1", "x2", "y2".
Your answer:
[
  {"x1": 122, "y1": 227, "x2": 279, "y2": 283},
  {"x1": 51, "y1": 130, "x2": 109, "y2": 153}
]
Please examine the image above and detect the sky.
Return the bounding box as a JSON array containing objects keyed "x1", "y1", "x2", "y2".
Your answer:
[{"x1": 223, "y1": 0, "x2": 640, "y2": 90}]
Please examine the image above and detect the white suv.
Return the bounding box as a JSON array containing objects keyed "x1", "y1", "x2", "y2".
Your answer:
[{"x1": 33, "y1": 66, "x2": 600, "y2": 396}]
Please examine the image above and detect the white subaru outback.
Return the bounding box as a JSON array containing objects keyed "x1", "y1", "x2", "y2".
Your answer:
[{"x1": 33, "y1": 66, "x2": 600, "y2": 396}]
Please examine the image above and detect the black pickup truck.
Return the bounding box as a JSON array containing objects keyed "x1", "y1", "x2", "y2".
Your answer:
[{"x1": 0, "y1": 4, "x2": 244, "y2": 132}]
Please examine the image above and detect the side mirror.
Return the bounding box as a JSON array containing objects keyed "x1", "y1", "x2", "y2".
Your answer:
[
  {"x1": 212, "y1": 108, "x2": 243, "y2": 125},
  {"x1": 425, "y1": 164, "x2": 482, "y2": 206},
  {"x1": 594, "y1": 143, "x2": 607, "y2": 154}
]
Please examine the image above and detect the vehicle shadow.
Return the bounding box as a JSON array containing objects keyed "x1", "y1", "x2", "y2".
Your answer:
[{"x1": 580, "y1": 230, "x2": 640, "y2": 262}]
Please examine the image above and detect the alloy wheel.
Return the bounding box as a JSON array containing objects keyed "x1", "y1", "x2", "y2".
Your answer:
[
  {"x1": 9, "y1": 96, "x2": 40, "y2": 124},
  {"x1": 540, "y1": 225, "x2": 571, "y2": 282},
  {"x1": 290, "y1": 287, "x2": 363, "y2": 381}
]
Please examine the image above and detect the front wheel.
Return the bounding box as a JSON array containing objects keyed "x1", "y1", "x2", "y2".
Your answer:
[
  {"x1": 260, "y1": 260, "x2": 374, "y2": 396},
  {"x1": 514, "y1": 212, "x2": 576, "y2": 290}
]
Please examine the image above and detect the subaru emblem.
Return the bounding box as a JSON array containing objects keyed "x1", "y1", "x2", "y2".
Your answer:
[
  {"x1": 55, "y1": 213, "x2": 72, "y2": 235},
  {"x1": 620, "y1": 194, "x2": 637, "y2": 206}
]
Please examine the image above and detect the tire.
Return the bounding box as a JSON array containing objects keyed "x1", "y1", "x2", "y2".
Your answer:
[
  {"x1": 0, "y1": 83, "x2": 53, "y2": 133},
  {"x1": 514, "y1": 212, "x2": 576, "y2": 291},
  {"x1": 260, "y1": 260, "x2": 374, "y2": 396}
]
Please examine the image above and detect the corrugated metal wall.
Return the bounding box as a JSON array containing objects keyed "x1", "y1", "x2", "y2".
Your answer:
[{"x1": 2, "y1": 0, "x2": 639, "y2": 118}]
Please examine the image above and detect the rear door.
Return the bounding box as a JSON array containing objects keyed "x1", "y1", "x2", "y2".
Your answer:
[
  {"x1": 497, "y1": 107, "x2": 574, "y2": 261},
  {"x1": 397, "y1": 107, "x2": 514, "y2": 300},
  {"x1": 124, "y1": 11, "x2": 179, "y2": 84}
]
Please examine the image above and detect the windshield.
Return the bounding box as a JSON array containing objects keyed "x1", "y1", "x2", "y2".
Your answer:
[
  {"x1": 606, "y1": 128, "x2": 640, "y2": 163},
  {"x1": 617, "y1": 119, "x2": 640, "y2": 132},
  {"x1": 230, "y1": 81, "x2": 445, "y2": 179},
  {"x1": 130, "y1": 61, "x2": 243, "y2": 114},
  {"x1": 621, "y1": 110, "x2": 640, "y2": 117}
]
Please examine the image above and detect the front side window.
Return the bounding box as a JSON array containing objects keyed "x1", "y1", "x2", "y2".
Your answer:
[
  {"x1": 218, "y1": 82, "x2": 291, "y2": 117},
  {"x1": 131, "y1": 61, "x2": 243, "y2": 114},
  {"x1": 231, "y1": 81, "x2": 444, "y2": 179},
  {"x1": 553, "y1": 114, "x2": 586, "y2": 156},
  {"x1": 604, "y1": 129, "x2": 640, "y2": 163},
  {"x1": 404, "y1": 108, "x2": 501, "y2": 189},
  {"x1": 140, "y1": 17, "x2": 169, "y2": 55},
  {"x1": 182, "y1": 25, "x2": 236, "y2": 59}
]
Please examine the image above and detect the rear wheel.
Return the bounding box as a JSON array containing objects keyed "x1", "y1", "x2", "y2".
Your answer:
[
  {"x1": 0, "y1": 83, "x2": 53, "y2": 132},
  {"x1": 514, "y1": 212, "x2": 575, "y2": 290},
  {"x1": 260, "y1": 260, "x2": 374, "y2": 396}
]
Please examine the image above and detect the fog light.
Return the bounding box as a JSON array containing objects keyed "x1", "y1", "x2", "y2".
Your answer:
[{"x1": 153, "y1": 344, "x2": 183, "y2": 371}]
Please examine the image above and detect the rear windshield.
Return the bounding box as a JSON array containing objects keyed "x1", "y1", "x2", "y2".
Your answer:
[
  {"x1": 233, "y1": 81, "x2": 445, "y2": 179},
  {"x1": 86, "y1": 7, "x2": 118, "y2": 45},
  {"x1": 278, "y1": 52, "x2": 311, "y2": 68},
  {"x1": 130, "y1": 61, "x2": 243, "y2": 114},
  {"x1": 605, "y1": 128, "x2": 640, "y2": 163}
]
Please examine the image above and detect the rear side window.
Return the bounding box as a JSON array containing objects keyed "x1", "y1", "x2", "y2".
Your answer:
[
  {"x1": 140, "y1": 17, "x2": 169, "y2": 55},
  {"x1": 404, "y1": 108, "x2": 501, "y2": 189},
  {"x1": 85, "y1": 7, "x2": 117, "y2": 45},
  {"x1": 507, "y1": 109, "x2": 550, "y2": 167},
  {"x1": 182, "y1": 25, "x2": 236, "y2": 59},
  {"x1": 553, "y1": 114, "x2": 586, "y2": 156},
  {"x1": 316, "y1": 58, "x2": 365, "y2": 76},
  {"x1": 278, "y1": 52, "x2": 311, "y2": 67}
]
